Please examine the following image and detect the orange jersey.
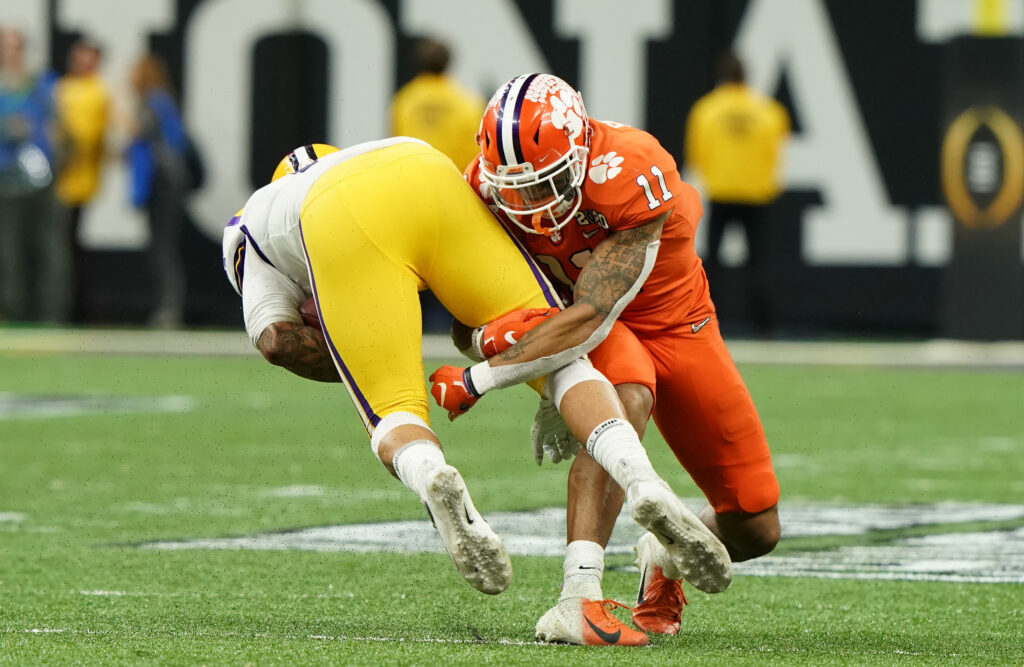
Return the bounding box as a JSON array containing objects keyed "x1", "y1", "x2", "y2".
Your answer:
[{"x1": 466, "y1": 120, "x2": 714, "y2": 332}]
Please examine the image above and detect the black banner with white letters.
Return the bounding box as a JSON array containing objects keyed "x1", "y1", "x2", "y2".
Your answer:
[{"x1": 16, "y1": 0, "x2": 1020, "y2": 336}]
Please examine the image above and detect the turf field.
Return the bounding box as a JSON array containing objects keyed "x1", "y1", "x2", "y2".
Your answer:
[{"x1": 1, "y1": 333, "x2": 1022, "y2": 664}]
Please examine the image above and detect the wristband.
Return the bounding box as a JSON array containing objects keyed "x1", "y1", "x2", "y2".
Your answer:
[
  {"x1": 467, "y1": 361, "x2": 497, "y2": 396},
  {"x1": 471, "y1": 326, "x2": 486, "y2": 361},
  {"x1": 461, "y1": 367, "x2": 482, "y2": 398}
]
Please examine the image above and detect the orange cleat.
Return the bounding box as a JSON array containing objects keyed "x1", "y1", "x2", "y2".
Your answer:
[
  {"x1": 632, "y1": 563, "x2": 688, "y2": 635},
  {"x1": 536, "y1": 597, "x2": 649, "y2": 646}
]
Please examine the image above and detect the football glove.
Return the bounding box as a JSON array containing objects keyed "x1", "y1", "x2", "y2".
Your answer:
[
  {"x1": 530, "y1": 396, "x2": 581, "y2": 465},
  {"x1": 429, "y1": 365, "x2": 480, "y2": 421},
  {"x1": 473, "y1": 307, "x2": 559, "y2": 359}
]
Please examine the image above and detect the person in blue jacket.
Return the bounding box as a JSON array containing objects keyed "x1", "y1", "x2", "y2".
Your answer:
[
  {"x1": 0, "y1": 26, "x2": 68, "y2": 322},
  {"x1": 127, "y1": 53, "x2": 190, "y2": 328}
]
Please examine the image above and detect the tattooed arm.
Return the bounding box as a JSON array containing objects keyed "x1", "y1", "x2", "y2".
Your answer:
[
  {"x1": 456, "y1": 212, "x2": 666, "y2": 396},
  {"x1": 489, "y1": 212, "x2": 666, "y2": 368},
  {"x1": 256, "y1": 321, "x2": 341, "y2": 382}
]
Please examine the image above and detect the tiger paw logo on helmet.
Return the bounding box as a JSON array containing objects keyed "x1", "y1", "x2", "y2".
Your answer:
[
  {"x1": 588, "y1": 152, "x2": 624, "y2": 184},
  {"x1": 547, "y1": 87, "x2": 585, "y2": 142},
  {"x1": 476, "y1": 74, "x2": 592, "y2": 239},
  {"x1": 523, "y1": 75, "x2": 585, "y2": 142}
]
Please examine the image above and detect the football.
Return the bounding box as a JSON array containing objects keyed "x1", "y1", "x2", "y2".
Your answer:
[{"x1": 300, "y1": 297, "x2": 320, "y2": 328}]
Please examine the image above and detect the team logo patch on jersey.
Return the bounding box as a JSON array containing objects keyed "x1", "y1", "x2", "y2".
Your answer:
[{"x1": 589, "y1": 152, "x2": 624, "y2": 183}]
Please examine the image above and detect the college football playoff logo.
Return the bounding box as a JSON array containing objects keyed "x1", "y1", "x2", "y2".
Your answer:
[{"x1": 941, "y1": 106, "x2": 1024, "y2": 228}]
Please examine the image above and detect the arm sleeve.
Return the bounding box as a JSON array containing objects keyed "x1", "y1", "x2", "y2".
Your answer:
[
  {"x1": 241, "y1": 247, "x2": 305, "y2": 347},
  {"x1": 467, "y1": 236, "x2": 660, "y2": 394}
]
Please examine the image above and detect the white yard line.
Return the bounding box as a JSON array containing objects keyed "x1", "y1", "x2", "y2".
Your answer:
[
  {"x1": 3, "y1": 328, "x2": 1024, "y2": 367},
  {"x1": 308, "y1": 634, "x2": 545, "y2": 647},
  {"x1": 3, "y1": 627, "x2": 545, "y2": 647}
]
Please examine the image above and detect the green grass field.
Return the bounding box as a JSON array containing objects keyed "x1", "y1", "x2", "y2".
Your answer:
[{"x1": 2, "y1": 340, "x2": 1023, "y2": 664}]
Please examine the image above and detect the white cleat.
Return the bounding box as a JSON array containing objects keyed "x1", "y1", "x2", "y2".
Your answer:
[
  {"x1": 423, "y1": 465, "x2": 512, "y2": 595},
  {"x1": 535, "y1": 597, "x2": 649, "y2": 646},
  {"x1": 627, "y1": 480, "x2": 732, "y2": 593}
]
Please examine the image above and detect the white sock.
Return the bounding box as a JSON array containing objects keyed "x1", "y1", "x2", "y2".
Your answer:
[
  {"x1": 560, "y1": 540, "x2": 605, "y2": 601},
  {"x1": 585, "y1": 419, "x2": 660, "y2": 494},
  {"x1": 392, "y1": 440, "x2": 446, "y2": 502}
]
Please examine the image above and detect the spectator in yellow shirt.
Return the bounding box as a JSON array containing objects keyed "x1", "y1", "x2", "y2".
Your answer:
[
  {"x1": 685, "y1": 52, "x2": 789, "y2": 335},
  {"x1": 55, "y1": 38, "x2": 109, "y2": 322},
  {"x1": 390, "y1": 38, "x2": 483, "y2": 172}
]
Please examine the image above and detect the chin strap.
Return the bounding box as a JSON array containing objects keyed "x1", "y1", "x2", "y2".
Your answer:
[{"x1": 531, "y1": 212, "x2": 556, "y2": 236}]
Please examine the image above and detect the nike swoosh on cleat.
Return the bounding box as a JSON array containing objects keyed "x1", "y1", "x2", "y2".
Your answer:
[
  {"x1": 691, "y1": 316, "x2": 711, "y2": 334},
  {"x1": 577, "y1": 565, "x2": 600, "y2": 571},
  {"x1": 464, "y1": 505, "x2": 475, "y2": 524},
  {"x1": 658, "y1": 531, "x2": 675, "y2": 546},
  {"x1": 584, "y1": 617, "x2": 621, "y2": 644},
  {"x1": 637, "y1": 566, "x2": 649, "y2": 605}
]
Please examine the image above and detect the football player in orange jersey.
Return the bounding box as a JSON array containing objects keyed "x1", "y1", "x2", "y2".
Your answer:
[{"x1": 429, "y1": 73, "x2": 780, "y2": 644}]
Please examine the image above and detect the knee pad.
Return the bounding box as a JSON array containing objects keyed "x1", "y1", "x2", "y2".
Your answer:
[
  {"x1": 369, "y1": 411, "x2": 431, "y2": 461},
  {"x1": 545, "y1": 359, "x2": 611, "y2": 410}
]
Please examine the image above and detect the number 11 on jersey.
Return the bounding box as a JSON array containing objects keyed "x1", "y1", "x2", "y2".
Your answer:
[{"x1": 636, "y1": 165, "x2": 674, "y2": 210}]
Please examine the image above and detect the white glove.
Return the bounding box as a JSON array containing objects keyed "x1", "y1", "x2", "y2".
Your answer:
[{"x1": 530, "y1": 397, "x2": 581, "y2": 465}]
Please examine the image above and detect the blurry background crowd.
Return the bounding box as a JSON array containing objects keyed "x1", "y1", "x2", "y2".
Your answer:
[
  {"x1": 0, "y1": 28, "x2": 198, "y2": 327},
  {"x1": 0, "y1": 23, "x2": 793, "y2": 335},
  {"x1": 1, "y1": 1, "x2": 1021, "y2": 340}
]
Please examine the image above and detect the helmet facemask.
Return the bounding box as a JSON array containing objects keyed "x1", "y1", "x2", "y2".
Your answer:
[{"x1": 481, "y1": 143, "x2": 588, "y2": 237}]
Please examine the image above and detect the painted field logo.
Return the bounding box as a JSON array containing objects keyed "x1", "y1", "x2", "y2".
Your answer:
[{"x1": 145, "y1": 501, "x2": 1024, "y2": 584}]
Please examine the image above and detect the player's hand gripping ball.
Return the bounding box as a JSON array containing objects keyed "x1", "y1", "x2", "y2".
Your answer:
[
  {"x1": 429, "y1": 365, "x2": 479, "y2": 420},
  {"x1": 300, "y1": 298, "x2": 320, "y2": 328},
  {"x1": 474, "y1": 307, "x2": 559, "y2": 358}
]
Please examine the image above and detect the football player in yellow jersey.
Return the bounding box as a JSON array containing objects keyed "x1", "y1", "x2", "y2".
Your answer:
[{"x1": 223, "y1": 139, "x2": 730, "y2": 643}]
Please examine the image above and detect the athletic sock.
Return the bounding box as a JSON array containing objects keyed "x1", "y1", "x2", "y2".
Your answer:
[
  {"x1": 585, "y1": 419, "x2": 661, "y2": 495},
  {"x1": 560, "y1": 540, "x2": 605, "y2": 601},
  {"x1": 391, "y1": 440, "x2": 447, "y2": 502}
]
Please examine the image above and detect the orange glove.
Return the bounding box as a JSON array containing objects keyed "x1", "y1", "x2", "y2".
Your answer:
[
  {"x1": 429, "y1": 365, "x2": 480, "y2": 420},
  {"x1": 474, "y1": 307, "x2": 559, "y2": 358}
]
